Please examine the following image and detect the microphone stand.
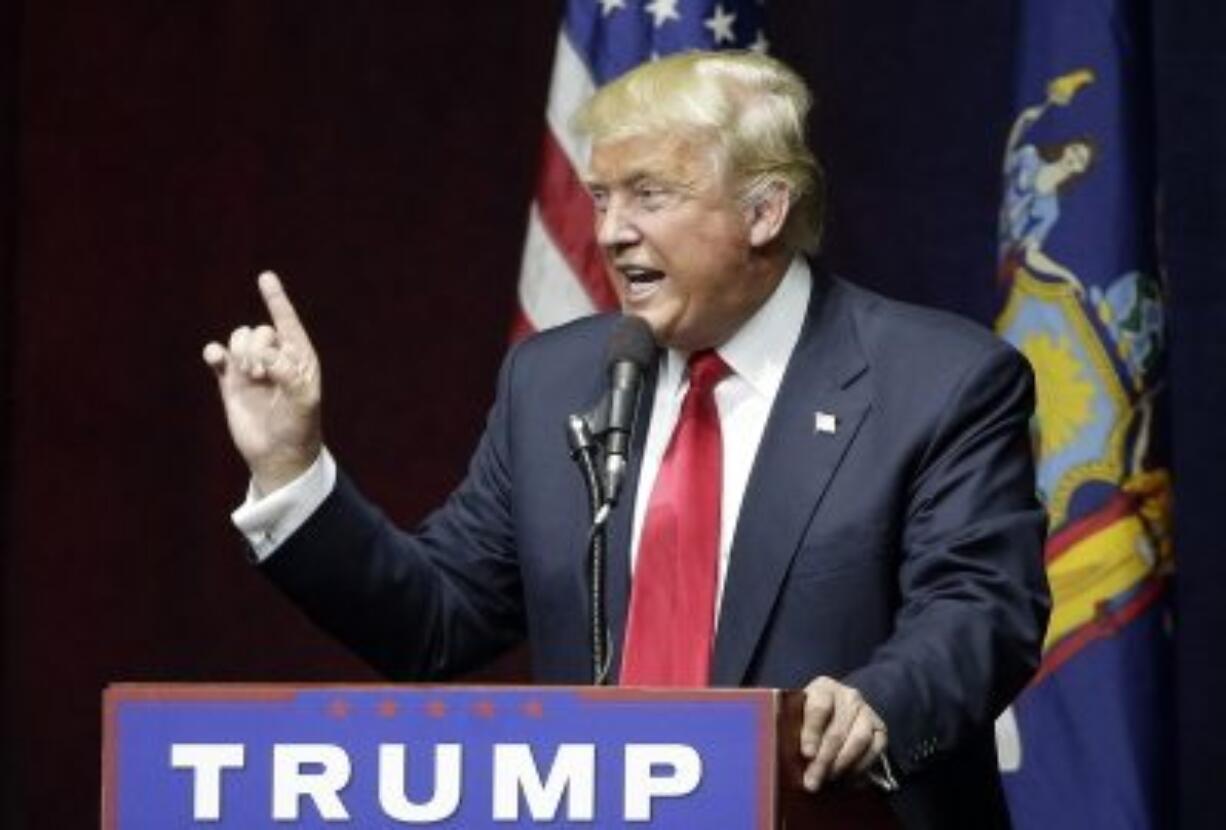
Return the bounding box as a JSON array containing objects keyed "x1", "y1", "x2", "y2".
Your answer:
[
  {"x1": 567, "y1": 413, "x2": 613, "y2": 685},
  {"x1": 567, "y1": 314, "x2": 653, "y2": 686}
]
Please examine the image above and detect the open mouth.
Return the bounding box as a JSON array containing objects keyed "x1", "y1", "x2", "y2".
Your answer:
[{"x1": 617, "y1": 265, "x2": 665, "y2": 300}]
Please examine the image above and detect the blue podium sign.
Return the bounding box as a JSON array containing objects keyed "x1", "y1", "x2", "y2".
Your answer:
[{"x1": 103, "y1": 685, "x2": 779, "y2": 829}]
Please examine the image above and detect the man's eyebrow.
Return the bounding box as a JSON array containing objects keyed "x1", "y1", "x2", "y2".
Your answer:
[
  {"x1": 584, "y1": 171, "x2": 647, "y2": 188},
  {"x1": 585, "y1": 170, "x2": 686, "y2": 191}
]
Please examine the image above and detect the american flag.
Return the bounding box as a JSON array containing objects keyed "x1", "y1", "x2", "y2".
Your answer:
[{"x1": 513, "y1": 0, "x2": 768, "y2": 339}]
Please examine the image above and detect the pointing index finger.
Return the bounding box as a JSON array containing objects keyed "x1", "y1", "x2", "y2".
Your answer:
[{"x1": 258, "y1": 270, "x2": 311, "y2": 347}]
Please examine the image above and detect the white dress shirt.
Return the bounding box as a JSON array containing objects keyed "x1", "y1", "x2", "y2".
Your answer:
[
  {"x1": 630, "y1": 258, "x2": 810, "y2": 620},
  {"x1": 234, "y1": 257, "x2": 813, "y2": 614}
]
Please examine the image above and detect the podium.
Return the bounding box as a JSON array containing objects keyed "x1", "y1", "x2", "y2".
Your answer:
[{"x1": 102, "y1": 684, "x2": 898, "y2": 828}]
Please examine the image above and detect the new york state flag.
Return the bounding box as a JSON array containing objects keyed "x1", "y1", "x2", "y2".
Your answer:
[{"x1": 994, "y1": 0, "x2": 1174, "y2": 827}]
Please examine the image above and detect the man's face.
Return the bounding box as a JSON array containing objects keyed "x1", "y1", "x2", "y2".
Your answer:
[{"x1": 586, "y1": 133, "x2": 775, "y2": 352}]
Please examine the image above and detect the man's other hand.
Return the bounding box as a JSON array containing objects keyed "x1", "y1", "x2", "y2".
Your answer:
[
  {"x1": 799, "y1": 675, "x2": 888, "y2": 792},
  {"x1": 203, "y1": 271, "x2": 323, "y2": 494}
]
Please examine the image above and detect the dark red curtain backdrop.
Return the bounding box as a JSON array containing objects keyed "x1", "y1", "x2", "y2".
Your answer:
[
  {"x1": 20, "y1": 2, "x2": 1226, "y2": 827},
  {"x1": 0, "y1": 4, "x2": 563, "y2": 824}
]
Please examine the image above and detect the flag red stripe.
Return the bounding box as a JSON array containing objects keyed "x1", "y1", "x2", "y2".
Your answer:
[
  {"x1": 533, "y1": 128, "x2": 619, "y2": 311},
  {"x1": 508, "y1": 307, "x2": 536, "y2": 342}
]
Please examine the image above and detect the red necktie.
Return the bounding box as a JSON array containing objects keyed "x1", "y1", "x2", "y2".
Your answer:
[{"x1": 621, "y1": 350, "x2": 729, "y2": 686}]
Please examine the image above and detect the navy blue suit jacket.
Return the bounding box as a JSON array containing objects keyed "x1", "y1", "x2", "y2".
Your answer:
[{"x1": 263, "y1": 270, "x2": 1050, "y2": 828}]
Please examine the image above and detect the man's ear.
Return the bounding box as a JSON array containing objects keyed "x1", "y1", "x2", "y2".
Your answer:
[{"x1": 746, "y1": 180, "x2": 792, "y2": 248}]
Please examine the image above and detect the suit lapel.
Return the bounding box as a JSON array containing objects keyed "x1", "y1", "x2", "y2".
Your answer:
[{"x1": 711, "y1": 275, "x2": 873, "y2": 685}]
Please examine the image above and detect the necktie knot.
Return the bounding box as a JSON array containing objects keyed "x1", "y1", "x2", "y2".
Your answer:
[{"x1": 687, "y1": 350, "x2": 729, "y2": 394}]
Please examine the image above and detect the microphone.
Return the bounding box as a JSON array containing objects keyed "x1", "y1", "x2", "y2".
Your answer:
[{"x1": 601, "y1": 315, "x2": 657, "y2": 507}]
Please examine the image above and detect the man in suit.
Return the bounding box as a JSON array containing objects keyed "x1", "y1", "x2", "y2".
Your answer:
[{"x1": 204, "y1": 51, "x2": 1049, "y2": 827}]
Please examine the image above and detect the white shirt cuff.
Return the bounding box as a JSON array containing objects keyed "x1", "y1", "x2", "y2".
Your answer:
[{"x1": 231, "y1": 449, "x2": 337, "y2": 562}]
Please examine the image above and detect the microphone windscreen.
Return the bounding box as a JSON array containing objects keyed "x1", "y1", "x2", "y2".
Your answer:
[{"x1": 606, "y1": 315, "x2": 657, "y2": 369}]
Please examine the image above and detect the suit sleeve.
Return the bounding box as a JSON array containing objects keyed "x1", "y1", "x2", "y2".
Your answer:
[
  {"x1": 258, "y1": 345, "x2": 525, "y2": 681},
  {"x1": 842, "y1": 343, "x2": 1051, "y2": 778}
]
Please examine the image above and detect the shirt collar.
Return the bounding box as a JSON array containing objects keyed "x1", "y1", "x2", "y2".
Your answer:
[{"x1": 660, "y1": 257, "x2": 812, "y2": 398}]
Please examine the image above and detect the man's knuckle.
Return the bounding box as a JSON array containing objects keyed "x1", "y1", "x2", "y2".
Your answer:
[{"x1": 805, "y1": 697, "x2": 832, "y2": 716}]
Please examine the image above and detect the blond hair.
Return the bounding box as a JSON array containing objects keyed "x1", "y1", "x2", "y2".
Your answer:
[{"x1": 574, "y1": 50, "x2": 824, "y2": 254}]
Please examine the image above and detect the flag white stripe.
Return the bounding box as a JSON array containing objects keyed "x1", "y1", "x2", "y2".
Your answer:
[
  {"x1": 545, "y1": 30, "x2": 595, "y2": 182},
  {"x1": 518, "y1": 205, "x2": 598, "y2": 331}
]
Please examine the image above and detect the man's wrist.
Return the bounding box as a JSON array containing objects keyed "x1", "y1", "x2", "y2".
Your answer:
[
  {"x1": 250, "y1": 443, "x2": 323, "y2": 496},
  {"x1": 233, "y1": 448, "x2": 336, "y2": 561}
]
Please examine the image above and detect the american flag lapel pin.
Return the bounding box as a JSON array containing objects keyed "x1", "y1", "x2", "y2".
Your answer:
[{"x1": 814, "y1": 411, "x2": 838, "y2": 435}]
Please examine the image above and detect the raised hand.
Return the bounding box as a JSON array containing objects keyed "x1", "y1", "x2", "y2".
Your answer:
[{"x1": 203, "y1": 271, "x2": 323, "y2": 494}]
